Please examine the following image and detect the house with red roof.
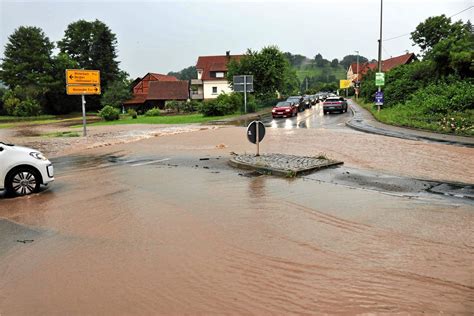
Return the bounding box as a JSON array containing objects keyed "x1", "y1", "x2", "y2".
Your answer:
[
  {"x1": 123, "y1": 73, "x2": 189, "y2": 111},
  {"x1": 347, "y1": 53, "x2": 417, "y2": 84},
  {"x1": 191, "y1": 51, "x2": 243, "y2": 100}
]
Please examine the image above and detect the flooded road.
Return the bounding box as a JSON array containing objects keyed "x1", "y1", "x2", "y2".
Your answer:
[{"x1": 1, "y1": 148, "x2": 473, "y2": 314}]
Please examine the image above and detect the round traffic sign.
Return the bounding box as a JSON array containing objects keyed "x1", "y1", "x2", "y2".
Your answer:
[{"x1": 247, "y1": 121, "x2": 265, "y2": 144}]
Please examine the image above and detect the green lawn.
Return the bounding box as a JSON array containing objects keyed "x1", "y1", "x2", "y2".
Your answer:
[
  {"x1": 0, "y1": 115, "x2": 56, "y2": 123},
  {"x1": 0, "y1": 118, "x2": 62, "y2": 129},
  {"x1": 79, "y1": 113, "x2": 241, "y2": 127}
]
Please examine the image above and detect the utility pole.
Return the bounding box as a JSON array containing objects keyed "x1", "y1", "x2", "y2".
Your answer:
[
  {"x1": 377, "y1": 0, "x2": 383, "y2": 112},
  {"x1": 355, "y1": 50, "x2": 359, "y2": 100}
]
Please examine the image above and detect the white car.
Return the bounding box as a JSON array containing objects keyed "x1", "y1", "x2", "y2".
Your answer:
[{"x1": 0, "y1": 142, "x2": 54, "y2": 196}]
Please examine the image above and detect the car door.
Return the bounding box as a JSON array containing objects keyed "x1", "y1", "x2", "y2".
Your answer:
[{"x1": 0, "y1": 144, "x2": 6, "y2": 189}]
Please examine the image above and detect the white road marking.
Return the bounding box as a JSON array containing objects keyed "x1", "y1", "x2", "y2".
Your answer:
[{"x1": 131, "y1": 158, "x2": 171, "y2": 167}]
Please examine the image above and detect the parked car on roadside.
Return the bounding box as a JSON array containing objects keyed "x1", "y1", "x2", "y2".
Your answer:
[
  {"x1": 0, "y1": 142, "x2": 54, "y2": 196},
  {"x1": 272, "y1": 101, "x2": 298, "y2": 118},
  {"x1": 286, "y1": 96, "x2": 305, "y2": 112},
  {"x1": 323, "y1": 96, "x2": 348, "y2": 114}
]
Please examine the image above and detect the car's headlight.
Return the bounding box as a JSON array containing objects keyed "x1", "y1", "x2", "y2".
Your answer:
[{"x1": 30, "y1": 152, "x2": 48, "y2": 161}]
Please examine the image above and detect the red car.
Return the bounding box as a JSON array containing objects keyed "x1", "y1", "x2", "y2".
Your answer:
[{"x1": 272, "y1": 101, "x2": 298, "y2": 118}]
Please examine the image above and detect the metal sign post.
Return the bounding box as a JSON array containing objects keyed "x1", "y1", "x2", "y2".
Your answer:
[
  {"x1": 234, "y1": 75, "x2": 254, "y2": 113},
  {"x1": 81, "y1": 95, "x2": 87, "y2": 137},
  {"x1": 66, "y1": 69, "x2": 101, "y2": 137},
  {"x1": 244, "y1": 75, "x2": 247, "y2": 114},
  {"x1": 256, "y1": 120, "x2": 259, "y2": 156}
]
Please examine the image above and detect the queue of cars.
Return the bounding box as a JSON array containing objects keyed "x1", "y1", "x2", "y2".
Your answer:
[{"x1": 272, "y1": 92, "x2": 348, "y2": 119}]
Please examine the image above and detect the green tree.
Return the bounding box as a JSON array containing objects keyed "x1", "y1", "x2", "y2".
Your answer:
[
  {"x1": 340, "y1": 54, "x2": 369, "y2": 69},
  {"x1": 44, "y1": 53, "x2": 80, "y2": 114},
  {"x1": 410, "y1": 15, "x2": 468, "y2": 55},
  {"x1": 425, "y1": 21, "x2": 473, "y2": 77},
  {"x1": 314, "y1": 53, "x2": 328, "y2": 67},
  {"x1": 101, "y1": 78, "x2": 133, "y2": 109},
  {"x1": 168, "y1": 66, "x2": 197, "y2": 80},
  {"x1": 283, "y1": 52, "x2": 306, "y2": 68},
  {"x1": 58, "y1": 19, "x2": 120, "y2": 90},
  {"x1": 227, "y1": 46, "x2": 298, "y2": 97},
  {"x1": 331, "y1": 58, "x2": 339, "y2": 68},
  {"x1": 0, "y1": 26, "x2": 54, "y2": 89}
]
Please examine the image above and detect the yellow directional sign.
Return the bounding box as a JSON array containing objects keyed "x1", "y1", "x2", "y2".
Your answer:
[
  {"x1": 66, "y1": 69, "x2": 100, "y2": 85},
  {"x1": 66, "y1": 85, "x2": 101, "y2": 95},
  {"x1": 339, "y1": 80, "x2": 351, "y2": 89}
]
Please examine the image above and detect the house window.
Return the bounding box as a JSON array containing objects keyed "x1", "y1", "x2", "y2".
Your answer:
[
  {"x1": 215, "y1": 72, "x2": 224, "y2": 78},
  {"x1": 212, "y1": 87, "x2": 218, "y2": 94}
]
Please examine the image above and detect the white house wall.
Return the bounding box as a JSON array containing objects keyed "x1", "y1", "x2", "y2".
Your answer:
[{"x1": 203, "y1": 80, "x2": 233, "y2": 99}]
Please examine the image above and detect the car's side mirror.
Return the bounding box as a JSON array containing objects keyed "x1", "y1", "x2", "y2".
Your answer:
[{"x1": 0, "y1": 147, "x2": 3, "y2": 152}]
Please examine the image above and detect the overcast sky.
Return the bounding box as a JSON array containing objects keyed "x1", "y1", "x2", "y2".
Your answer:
[{"x1": 1, "y1": 0, "x2": 472, "y2": 78}]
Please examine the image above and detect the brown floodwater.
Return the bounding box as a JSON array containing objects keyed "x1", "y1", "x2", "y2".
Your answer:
[{"x1": 0, "y1": 153, "x2": 473, "y2": 315}]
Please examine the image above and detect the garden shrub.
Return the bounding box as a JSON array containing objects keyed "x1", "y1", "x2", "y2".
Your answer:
[
  {"x1": 127, "y1": 108, "x2": 138, "y2": 119},
  {"x1": 145, "y1": 107, "x2": 161, "y2": 116},
  {"x1": 99, "y1": 105, "x2": 120, "y2": 121},
  {"x1": 15, "y1": 98, "x2": 42, "y2": 116}
]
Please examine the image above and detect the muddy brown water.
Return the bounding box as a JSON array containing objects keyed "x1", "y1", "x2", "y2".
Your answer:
[{"x1": 1, "y1": 154, "x2": 473, "y2": 314}]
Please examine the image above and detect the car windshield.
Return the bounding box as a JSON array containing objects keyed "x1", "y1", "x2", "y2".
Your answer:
[
  {"x1": 275, "y1": 102, "x2": 291, "y2": 107},
  {"x1": 325, "y1": 97, "x2": 342, "y2": 102}
]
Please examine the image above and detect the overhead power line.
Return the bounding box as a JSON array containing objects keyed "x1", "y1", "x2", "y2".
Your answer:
[{"x1": 383, "y1": 5, "x2": 473, "y2": 42}]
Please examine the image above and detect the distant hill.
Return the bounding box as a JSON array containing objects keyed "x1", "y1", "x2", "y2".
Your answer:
[{"x1": 284, "y1": 52, "x2": 369, "y2": 92}]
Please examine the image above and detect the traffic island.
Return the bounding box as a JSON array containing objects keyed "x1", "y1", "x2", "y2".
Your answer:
[{"x1": 229, "y1": 153, "x2": 343, "y2": 177}]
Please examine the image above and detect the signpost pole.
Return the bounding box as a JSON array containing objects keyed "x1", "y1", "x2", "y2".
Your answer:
[
  {"x1": 256, "y1": 121, "x2": 260, "y2": 157},
  {"x1": 81, "y1": 94, "x2": 87, "y2": 137},
  {"x1": 244, "y1": 75, "x2": 247, "y2": 114}
]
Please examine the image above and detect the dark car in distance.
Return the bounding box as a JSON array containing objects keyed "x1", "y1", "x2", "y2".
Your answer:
[
  {"x1": 286, "y1": 96, "x2": 305, "y2": 112},
  {"x1": 323, "y1": 96, "x2": 348, "y2": 114},
  {"x1": 272, "y1": 101, "x2": 298, "y2": 118}
]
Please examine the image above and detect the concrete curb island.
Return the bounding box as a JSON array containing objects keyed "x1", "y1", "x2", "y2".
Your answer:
[{"x1": 229, "y1": 153, "x2": 343, "y2": 177}]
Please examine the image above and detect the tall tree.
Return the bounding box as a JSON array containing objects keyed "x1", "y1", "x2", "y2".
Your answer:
[
  {"x1": 331, "y1": 58, "x2": 339, "y2": 68},
  {"x1": 58, "y1": 19, "x2": 120, "y2": 89},
  {"x1": 410, "y1": 14, "x2": 468, "y2": 55},
  {"x1": 340, "y1": 55, "x2": 369, "y2": 69},
  {"x1": 228, "y1": 46, "x2": 299, "y2": 97},
  {"x1": 283, "y1": 52, "x2": 306, "y2": 68},
  {"x1": 0, "y1": 26, "x2": 54, "y2": 89}
]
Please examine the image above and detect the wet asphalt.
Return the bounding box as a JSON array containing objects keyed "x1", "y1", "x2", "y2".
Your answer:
[{"x1": 0, "y1": 104, "x2": 473, "y2": 314}]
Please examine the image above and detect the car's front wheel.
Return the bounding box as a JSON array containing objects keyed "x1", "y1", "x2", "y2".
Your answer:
[{"x1": 6, "y1": 167, "x2": 41, "y2": 196}]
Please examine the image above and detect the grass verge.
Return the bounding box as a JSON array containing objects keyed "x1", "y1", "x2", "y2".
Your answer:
[{"x1": 356, "y1": 100, "x2": 474, "y2": 136}]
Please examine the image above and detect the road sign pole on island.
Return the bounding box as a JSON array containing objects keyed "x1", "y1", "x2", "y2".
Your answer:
[
  {"x1": 82, "y1": 95, "x2": 87, "y2": 137},
  {"x1": 256, "y1": 120, "x2": 260, "y2": 157}
]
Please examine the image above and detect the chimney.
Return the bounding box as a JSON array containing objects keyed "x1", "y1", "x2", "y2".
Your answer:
[{"x1": 226, "y1": 51, "x2": 230, "y2": 58}]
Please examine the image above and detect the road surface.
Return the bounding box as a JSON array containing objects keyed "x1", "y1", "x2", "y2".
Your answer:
[{"x1": 1, "y1": 107, "x2": 473, "y2": 315}]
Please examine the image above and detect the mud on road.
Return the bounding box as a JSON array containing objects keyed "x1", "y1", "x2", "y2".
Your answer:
[{"x1": 1, "y1": 126, "x2": 473, "y2": 314}]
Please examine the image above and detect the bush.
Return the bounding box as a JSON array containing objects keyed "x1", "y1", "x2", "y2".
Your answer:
[
  {"x1": 145, "y1": 107, "x2": 161, "y2": 116},
  {"x1": 2, "y1": 90, "x2": 21, "y2": 116},
  {"x1": 197, "y1": 93, "x2": 241, "y2": 116},
  {"x1": 15, "y1": 98, "x2": 42, "y2": 116},
  {"x1": 99, "y1": 105, "x2": 120, "y2": 121},
  {"x1": 127, "y1": 108, "x2": 137, "y2": 119}
]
